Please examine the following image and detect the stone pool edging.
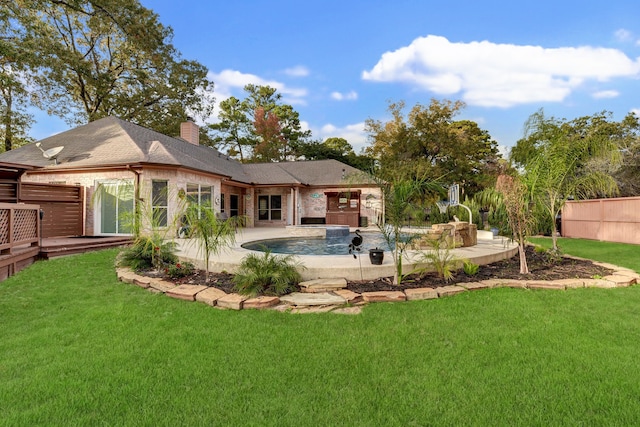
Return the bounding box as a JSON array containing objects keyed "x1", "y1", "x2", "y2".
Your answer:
[{"x1": 115, "y1": 265, "x2": 640, "y2": 314}]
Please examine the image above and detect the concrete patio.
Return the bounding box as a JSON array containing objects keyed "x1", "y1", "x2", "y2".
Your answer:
[{"x1": 174, "y1": 226, "x2": 520, "y2": 281}]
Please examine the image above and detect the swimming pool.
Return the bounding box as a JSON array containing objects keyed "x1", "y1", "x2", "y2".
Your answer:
[{"x1": 242, "y1": 232, "x2": 393, "y2": 256}]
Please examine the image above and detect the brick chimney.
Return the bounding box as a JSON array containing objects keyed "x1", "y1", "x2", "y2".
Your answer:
[{"x1": 180, "y1": 117, "x2": 199, "y2": 145}]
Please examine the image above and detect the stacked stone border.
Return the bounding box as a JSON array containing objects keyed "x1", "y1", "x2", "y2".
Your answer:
[{"x1": 116, "y1": 260, "x2": 640, "y2": 315}]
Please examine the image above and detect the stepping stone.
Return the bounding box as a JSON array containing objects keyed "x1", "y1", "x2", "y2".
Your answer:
[
  {"x1": 612, "y1": 270, "x2": 640, "y2": 281},
  {"x1": 479, "y1": 279, "x2": 508, "y2": 288},
  {"x1": 299, "y1": 278, "x2": 348, "y2": 293},
  {"x1": 117, "y1": 269, "x2": 138, "y2": 285},
  {"x1": 244, "y1": 296, "x2": 280, "y2": 309},
  {"x1": 217, "y1": 293, "x2": 249, "y2": 310},
  {"x1": 166, "y1": 284, "x2": 208, "y2": 301},
  {"x1": 404, "y1": 287, "x2": 438, "y2": 300},
  {"x1": 459, "y1": 282, "x2": 490, "y2": 291},
  {"x1": 195, "y1": 287, "x2": 227, "y2": 306},
  {"x1": 361, "y1": 291, "x2": 406, "y2": 303},
  {"x1": 332, "y1": 289, "x2": 363, "y2": 304},
  {"x1": 583, "y1": 278, "x2": 617, "y2": 289},
  {"x1": 280, "y1": 292, "x2": 346, "y2": 307},
  {"x1": 149, "y1": 279, "x2": 177, "y2": 293},
  {"x1": 554, "y1": 278, "x2": 585, "y2": 289},
  {"x1": 527, "y1": 281, "x2": 566, "y2": 290},
  {"x1": 132, "y1": 275, "x2": 152, "y2": 288},
  {"x1": 435, "y1": 285, "x2": 466, "y2": 297},
  {"x1": 603, "y1": 274, "x2": 636, "y2": 287},
  {"x1": 499, "y1": 280, "x2": 528, "y2": 289}
]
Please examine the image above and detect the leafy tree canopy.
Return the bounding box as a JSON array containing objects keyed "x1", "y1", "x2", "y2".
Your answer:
[
  {"x1": 364, "y1": 99, "x2": 501, "y2": 195},
  {"x1": 209, "y1": 84, "x2": 310, "y2": 163},
  {"x1": 2, "y1": 0, "x2": 214, "y2": 142}
]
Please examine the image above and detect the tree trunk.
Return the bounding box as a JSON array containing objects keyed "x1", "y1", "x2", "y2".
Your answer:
[{"x1": 518, "y1": 241, "x2": 529, "y2": 274}]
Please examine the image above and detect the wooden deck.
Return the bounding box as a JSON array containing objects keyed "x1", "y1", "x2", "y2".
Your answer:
[{"x1": 39, "y1": 236, "x2": 132, "y2": 259}]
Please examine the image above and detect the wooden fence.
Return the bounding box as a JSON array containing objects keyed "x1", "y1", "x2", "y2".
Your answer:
[
  {"x1": 19, "y1": 183, "x2": 84, "y2": 238},
  {"x1": 562, "y1": 196, "x2": 640, "y2": 245},
  {"x1": 0, "y1": 202, "x2": 41, "y2": 280}
]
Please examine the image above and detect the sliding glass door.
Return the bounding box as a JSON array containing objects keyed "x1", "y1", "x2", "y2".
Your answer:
[{"x1": 96, "y1": 180, "x2": 134, "y2": 235}]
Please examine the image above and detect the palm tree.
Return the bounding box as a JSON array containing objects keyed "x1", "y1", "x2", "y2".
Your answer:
[
  {"x1": 521, "y1": 111, "x2": 620, "y2": 252},
  {"x1": 378, "y1": 177, "x2": 442, "y2": 284},
  {"x1": 182, "y1": 203, "x2": 241, "y2": 282}
]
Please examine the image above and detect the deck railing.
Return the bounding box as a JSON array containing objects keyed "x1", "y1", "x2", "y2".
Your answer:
[{"x1": 0, "y1": 202, "x2": 40, "y2": 255}]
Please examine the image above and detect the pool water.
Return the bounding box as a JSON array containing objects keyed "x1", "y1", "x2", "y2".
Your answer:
[{"x1": 242, "y1": 232, "x2": 393, "y2": 256}]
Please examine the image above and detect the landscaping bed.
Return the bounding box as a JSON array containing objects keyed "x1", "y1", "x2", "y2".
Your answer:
[{"x1": 140, "y1": 245, "x2": 615, "y2": 295}]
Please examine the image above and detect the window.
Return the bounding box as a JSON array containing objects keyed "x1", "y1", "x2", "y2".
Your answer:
[
  {"x1": 187, "y1": 184, "x2": 213, "y2": 207},
  {"x1": 152, "y1": 180, "x2": 168, "y2": 227},
  {"x1": 220, "y1": 193, "x2": 225, "y2": 212},
  {"x1": 186, "y1": 183, "x2": 214, "y2": 217},
  {"x1": 258, "y1": 195, "x2": 281, "y2": 221}
]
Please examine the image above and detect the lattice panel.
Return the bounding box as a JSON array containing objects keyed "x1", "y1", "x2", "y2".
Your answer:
[
  {"x1": 0, "y1": 210, "x2": 8, "y2": 244},
  {"x1": 13, "y1": 209, "x2": 37, "y2": 241}
]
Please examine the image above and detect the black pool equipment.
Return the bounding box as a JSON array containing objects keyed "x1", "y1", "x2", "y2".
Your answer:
[{"x1": 348, "y1": 229, "x2": 363, "y2": 259}]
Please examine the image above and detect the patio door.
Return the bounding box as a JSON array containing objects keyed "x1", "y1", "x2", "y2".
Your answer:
[
  {"x1": 96, "y1": 179, "x2": 134, "y2": 235},
  {"x1": 230, "y1": 195, "x2": 239, "y2": 217}
]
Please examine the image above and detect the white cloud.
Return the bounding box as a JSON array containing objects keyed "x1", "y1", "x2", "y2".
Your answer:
[
  {"x1": 315, "y1": 122, "x2": 368, "y2": 153},
  {"x1": 631, "y1": 108, "x2": 640, "y2": 117},
  {"x1": 283, "y1": 65, "x2": 310, "y2": 77},
  {"x1": 330, "y1": 90, "x2": 358, "y2": 101},
  {"x1": 206, "y1": 69, "x2": 309, "y2": 122},
  {"x1": 362, "y1": 35, "x2": 640, "y2": 108},
  {"x1": 592, "y1": 90, "x2": 619, "y2": 99},
  {"x1": 615, "y1": 28, "x2": 633, "y2": 42},
  {"x1": 208, "y1": 69, "x2": 308, "y2": 104}
]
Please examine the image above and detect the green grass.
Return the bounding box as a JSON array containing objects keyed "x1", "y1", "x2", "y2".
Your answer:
[
  {"x1": 529, "y1": 236, "x2": 640, "y2": 273},
  {"x1": 2, "y1": 246, "x2": 640, "y2": 425}
]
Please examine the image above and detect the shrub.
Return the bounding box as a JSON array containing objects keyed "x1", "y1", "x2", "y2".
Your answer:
[
  {"x1": 119, "y1": 234, "x2": 178, "y2": 272},
  {"x1": 417, "y1": 236, "x2": 463, "y2": 282},
  {"x1": 166, "y1": 262, "x2": 195, "y2": 278},
  {"x1": 463, "y1": 260, "x2": 480, "y2": 276},
  {"x1": 233, "y1": 249, "x2": 303, "y2": 297}
]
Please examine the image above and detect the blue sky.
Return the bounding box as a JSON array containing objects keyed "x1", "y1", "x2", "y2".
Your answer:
[{"x1": 30, "y1": 0, "x2": 640, "y2": 156}]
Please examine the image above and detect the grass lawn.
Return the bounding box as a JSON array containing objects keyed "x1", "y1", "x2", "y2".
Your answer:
[
  {"x1": 2, "y1": 245, "x2": 640, "y2": 425},
  {"x1": 529, "y1": 236, "x2": 640, "y2": 273}
]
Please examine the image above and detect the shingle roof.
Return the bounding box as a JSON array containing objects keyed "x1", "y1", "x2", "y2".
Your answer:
[
  {"x1": 0, "y1": 117, "x2": 371, "y2": 187},
  {"x1": 0, "y1": 117, "x2": 253, "y2": 182},
  {"x1": 244, "y1": 160, "x2": 372, "y2": 186}
]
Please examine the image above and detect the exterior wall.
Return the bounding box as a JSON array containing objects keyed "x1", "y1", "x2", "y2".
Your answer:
[
  {"x1": 21, "y1": 169, "x2": 380, "y2": 232},
  {"x1": 562, "y1": 196, "x2": 640, "y2": 245},
  {"x1": 298, "y1": 186, "x2": 382, "y2": 226},
  {"x1": 22, "y1": 168, "x2": 232, "y2": 236},
  {"x1": 254, "y1": 187, "x2": 289, "y2": 227},
  {"x1": 22, "y1": 169, "x2": 135, "y2": 236}
]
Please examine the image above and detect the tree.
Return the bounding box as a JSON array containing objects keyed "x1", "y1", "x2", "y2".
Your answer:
[
  {"x1": 253, "y1": 106, "x2": 285, "y2": 162},
  {"x1": 365, "y1": 99, "x2": 500, "y2": 194},
  {"x1": 377, "y1": 176, "x2": 443, "y2": 284},
  {"x1": 182, "y1": 203, "x2": 240, "y2": 283},
  {"x1": 209, "y1": 96, "x2": 252, "y2": 161},
  {"x1": 5, "y1": 0, "x2": 214, "y2": 137},
  {"x1": 0, "y1": 3, "x2": 34, "y2": 151},
  {"x1": 513, "y1": 110, "x2": 621, "y2": 251},
  {"x1": 294, "y1": 137, "x2": 375, "y2": 170},
  {"x1": 209, "y1": 84, "x2": 310, "y2": 162},
  {"x1": 495, "y1": 174, "x2": 533, "y2": 274}
]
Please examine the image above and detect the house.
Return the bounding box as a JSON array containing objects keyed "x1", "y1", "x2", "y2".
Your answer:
[{"x1": 0, "y1": 117, "x2": 381, "y2": 236}]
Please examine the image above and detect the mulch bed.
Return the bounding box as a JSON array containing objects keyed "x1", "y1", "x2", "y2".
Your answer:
[{"x1": 139, "y1": 245, "x2": 614, "y2": 295}]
